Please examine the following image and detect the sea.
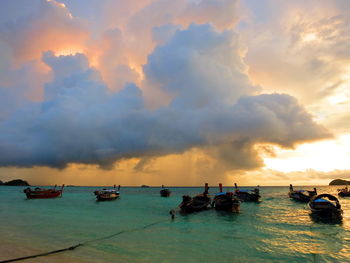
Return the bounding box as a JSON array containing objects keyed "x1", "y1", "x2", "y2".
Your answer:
[{"x1": 0, "y1": 185, "x2": 349, "y2": 263}]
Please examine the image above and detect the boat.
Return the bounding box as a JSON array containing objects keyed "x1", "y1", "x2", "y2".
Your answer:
[
  {"x1": 94, "y1": 185, "x2": 120, "y2": 201},
  {"x1": 212, "y1": 183, "x2": 240, "y2": 212},
  {"x1": 141, "y1": 185, "x2": 150, "y2": 188},
  {"x1": 23, "y1": 185, "x2": 64, "y2": 199},
  {"x1": 160, "y1": 185, "x2": 171, "y2": 197},
  {"x1": 338, "y1": 186, "x2": 350, "y2": 197},
  {"x1": 288, "y1": 184, "x2": 317, "y2": 202},
  {"x1": 233, "y1": 183, "x2": 260, "y2": 202},
  {"x1": 170, "y1": 183, "x2": 211, "y2": 216},
  {"x1": 308, "y1": 194, "x2": 342, "y2": 219}
]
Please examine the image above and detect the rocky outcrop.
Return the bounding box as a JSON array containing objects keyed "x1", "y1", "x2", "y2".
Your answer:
[
  {"x1": 329, "y1": 179, "x2": 350, "y2": 185},
  {"x1": 1, "y1": 179, "x2": 30, "y2": 186}
]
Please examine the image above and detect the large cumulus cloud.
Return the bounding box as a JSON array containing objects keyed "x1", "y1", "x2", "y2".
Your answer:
[
  {"x1": 0, "y1": 0, "x2": 87, "y2": 63},
  {"x1": 240, "y1": 0, "x2": 350, "y2": 135},
  {"x1": 0, "y1": 24, "x2": 330, "y2": 169},
  {"x1": 0, "y1": 0, "x2": 88, "y2": 121}
]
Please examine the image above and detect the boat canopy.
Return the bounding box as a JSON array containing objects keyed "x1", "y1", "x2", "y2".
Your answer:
[
  {"x1": 100, "y1": 189, "x2": 118, "y2": 193},
  {"x1": 314, "y1": 198, "x2": 331, "y2": 203}
]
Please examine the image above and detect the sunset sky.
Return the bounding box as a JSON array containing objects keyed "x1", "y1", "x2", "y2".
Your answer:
[{"x1": 0, "y1": 0, "x2": 349, "y2": 186}]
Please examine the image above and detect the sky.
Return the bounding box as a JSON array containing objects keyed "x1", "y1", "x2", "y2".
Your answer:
[{"x1": 0, "y1": 0, "x2": 349, "y2": 186}]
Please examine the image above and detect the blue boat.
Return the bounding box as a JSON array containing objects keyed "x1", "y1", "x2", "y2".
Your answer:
[
  {"x1": 212, "y1": 183, "x2": 240, "y2": 212},
  {"x1": 309, "y1": 194, "x2": 342, "y2": 219},
  {"x1": 289, "y1": 184, "x2": 317, "y2": 202}
]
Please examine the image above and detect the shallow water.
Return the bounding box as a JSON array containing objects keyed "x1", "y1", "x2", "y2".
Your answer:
[{"x1": 1, "y1": 186, "x2": 350, "y2": 262}]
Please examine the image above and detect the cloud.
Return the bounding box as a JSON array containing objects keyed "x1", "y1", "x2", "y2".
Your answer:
[
  {"x1": 0, "y1": 24, "x2": 330, "y2": 170},
  {"x1": 0, "y1": 0, "x2": 88, "y2": 121},
  {"x1": 144, "y1": 23, "x2": 257, "y2": 107},
  {"x1": 0, "y1": 0, "x2": 88, "y2": 64},
  {"x1": 239, "y1": 0, "x2": 350, "y2": 134},
  {"x1": 244, "y1": 168, "x2": 350, "y2": 186}
]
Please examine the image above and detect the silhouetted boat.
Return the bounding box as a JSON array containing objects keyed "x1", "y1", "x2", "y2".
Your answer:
[
  {"x1": 309, "y1": 194, "x2": 342, "y2": 219},
  {"x1": 212, "y1": 183, "x2": 240, "y2": 212},
  {"x1": 234, "y1": 183, "x2": 260, "y2": 202},
  {"x1": 338, "y1": 186, "x2": 350, "y2": 197},
  {"x1": 141, "y1": 185, "x2": 150, "y2": 188},
  {"x1": 160, "y1": 185, "x2": 171, "y2": 197},
  {"x1": 94, "y1": 185, "x2": 120, "y2": 201},
  {"x1": 23, "y1": 185, "x2": 64, "y2": 199},
  {"x1": 170, "y1": 183, "x2": 211, "y2": 217},
  {"x1": 288, "y1": 184, "x2": 317, "y2": 202}
]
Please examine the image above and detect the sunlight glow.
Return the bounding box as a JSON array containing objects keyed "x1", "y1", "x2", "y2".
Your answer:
[
  {"x1": 301, "y1": 32, "x2": 317, "y2": 42},
  {"x1": 55, "y1": 48, "x2": 84, "y2": 56},
  {"x1": 264, "y1": 134, "x2": 350, "y2": 173}
]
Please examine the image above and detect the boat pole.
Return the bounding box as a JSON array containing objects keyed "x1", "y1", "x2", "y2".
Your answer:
[{"x1": 204, "y1": 183, "x2": 209, "y2": 194}]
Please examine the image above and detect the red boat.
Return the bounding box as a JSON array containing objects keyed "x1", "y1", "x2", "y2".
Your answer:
[{"x1": 23, "y1": 185, "x2": 64, "y2": 199}]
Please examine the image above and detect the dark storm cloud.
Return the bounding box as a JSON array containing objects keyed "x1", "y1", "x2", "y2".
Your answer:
[{"x1": 0, "y1": 24, "x2": 330, "y2": 169}]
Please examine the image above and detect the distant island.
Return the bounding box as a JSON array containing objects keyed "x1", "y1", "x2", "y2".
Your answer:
[
  {"x1": 0, "y1": 179, "x2": 30, "y2": 186},
  {"x1": 329, "y1": 179, "x2": 350, "y2": 186}
]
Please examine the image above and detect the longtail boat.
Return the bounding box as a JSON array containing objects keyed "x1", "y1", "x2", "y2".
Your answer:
[
  {"x1": 170, "y1": 183, "x2": 211, "y2": 217},
  {"x1": 160, "y1": 185, "x2": 171, "y2": 197},
  {"x1": 212, "y1": 183, "x2": 240, "y2": 212},
  {"x1": 338, "y1": 186, "x2": 350, "y2": 197},
  {"x1": 94, "y1": 185, "x2": 120, "y2": 201},
  {"x1": 289, "y1": 184, "x2": 317, "y2": 202},
  {"x1": 234, "y1": 183, "x2": 260, "y2": 202},
  {"x1": 23, "y1": 185, "x2": 64, "y2": 199},
  {"x1": 309, "y1": 194, "x2": 342, "y2": 219}
]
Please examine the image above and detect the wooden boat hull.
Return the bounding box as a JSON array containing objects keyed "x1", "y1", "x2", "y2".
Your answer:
[
  {"x1": 235, "y1": 192, "x2": 260, "y2": 202},
  {"x1": 213, "y1": 195, "x2": 240, "y2": 212},
  {"x1": 179, "y1": 195, "x2": 211, "y2": 214},
  {"x1": 25, "y1": 190, "x2": 62, "y2": 199},
  {"x1": 289, "y1": 191, "x2": 311, "y2": 202},
  {"x1": 96, "y1": 193, "x2": 119, "y2": 201},
  {"x1": 309, "y1": 194, "x2": 342, "y2": 219},
  {"x1": 309, "y1": 207, "x2": 342, "y2": 218},
  {"x1": 338, "y1": 191, "x2": 350, "y2": 197},
  {"x1": 160, "y1": 189, "x2": 171, "y2": 197}
]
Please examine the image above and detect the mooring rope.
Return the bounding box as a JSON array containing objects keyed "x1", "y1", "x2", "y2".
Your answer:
[{"x1": 0, "y1": 219, "x2": 167, "y2": 263}]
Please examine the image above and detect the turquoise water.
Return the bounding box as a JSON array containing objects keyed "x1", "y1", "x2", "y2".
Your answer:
[{"x1": 1, "y1": 186, "x2": 350, "y2": 262}]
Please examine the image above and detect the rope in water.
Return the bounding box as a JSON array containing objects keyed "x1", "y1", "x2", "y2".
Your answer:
[{"x1": 0, "y1": 220, "x2": 167, "y2": 263}]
